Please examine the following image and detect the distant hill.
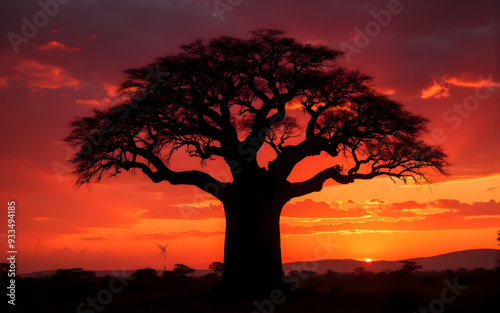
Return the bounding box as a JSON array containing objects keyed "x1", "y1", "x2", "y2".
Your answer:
[
  {"x1": 20, "y1": 249, "x2": 499, "y2": 278},
  {"x1": 283, "y1": 249, "x2": 499, "y2": 274}
]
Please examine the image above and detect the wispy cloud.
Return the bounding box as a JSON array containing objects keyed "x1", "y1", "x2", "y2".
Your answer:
[
  {"x1": 0, "y1": 57, "x2": 80, "y2": 91},
  {"x1": 281, "y1": 199, "x2": 500, "y2": 235},
  {"x1": 36, "y1": 41, "x2": 81, "y2": 52},
  {"x1": 134, "y1": 230, "x2": 224, "y2": 240},
  {"x1": 421, "y1": 77, "x2": 451, "y2": 99},
  {"x1": 421, "y1": 75, "x2": 499, "y2": 99},
  {"x1": 81, "y1": 237, "x2": 108, "y2": 241}
]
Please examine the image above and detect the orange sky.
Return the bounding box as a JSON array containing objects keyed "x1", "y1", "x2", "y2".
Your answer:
[{"x1": 0, "y1": 0, "x2": 499, "y2": 273}]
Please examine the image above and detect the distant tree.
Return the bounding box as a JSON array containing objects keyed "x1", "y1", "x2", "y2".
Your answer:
[
  {"x1": 469, "y1": 267, "x2": 490, "y2": 281},
  {"x1": 288, "y1": 270, "x2": 301, "y2": 278},
  {"x1": 132, "y1": 267, "x2": 158, "y2": 278},
  {"x1": 209, "y1": 261, "x2": 223, "y2": 281},
  {"x1": 65, "y1": 29, "x2": 448, "y2": 294},
  {"x1": 161, "y1": 270, "x2": 175, "y2": 280},
  {"x1": 160, "y1": 270, "x2": 179, "y2": 289},
  {"x1": 374, "y1": 271, "x2": 389, "y2": 283},
  {"x1": 443, "y1": 269, "x2": 455, "y2": 277},
  {"x1": 0, "y1": 263, "x2": 9, "y2": 277},
  {"x1": 131, "y1": 268, "x2": 160, "y2": 290},
  {"x1": 326, "y1": 269, "x2": 336, "y2": 280},
  {"x1": 173, "y1": 264, "x2": 195, "y2": 277},
  {"x1": 401, "y1": 260, "x2": 422, "y2": 273},
  {"x1": 354, "y1": 267, "x2": 366, "y2": 275},
  {"x1": 51, "y1": 268, "x2": 96, "y2": 281},
  {"x1": 49, "y1": 268, "x2": 97, "y2": 297}
]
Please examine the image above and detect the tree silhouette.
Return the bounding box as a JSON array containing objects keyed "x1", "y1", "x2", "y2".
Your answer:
[
  {"x1": 0, "y1": 263, "x2": 9, "y2": 277},
  {"x1": 400, "y1": 260, "x2": 423, "y2": 273},
  {"x1": 354, "y1": 267, "x2": 366, "y2": 275},
  {"x1": 209, "y1": 261, "x2": 224, "y2": 281},
  {"x1": 131, "y1": 268, "x2": 160, "y2": 290},
  {"x1": 132, "y1": 267, "x2": 158, "y2": 279},
  {"x1": 51, "y1": 268, "x2": 96, "y2": 281},
  {"x1": 173, "y1": 264, "x2": 195, "y2": 277},
  {"x1": 65, "y1": 29, "x2": 448, "y2": 294}
]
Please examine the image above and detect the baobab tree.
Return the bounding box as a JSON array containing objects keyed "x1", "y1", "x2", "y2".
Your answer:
[{"x1": 65, "y1": 29, "x2": 448, "y2": 295}]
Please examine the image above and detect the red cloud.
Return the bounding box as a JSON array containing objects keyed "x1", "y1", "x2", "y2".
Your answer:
[
  {"x1": 379, "y1": 199, "x2": 500, "y2": 218},
  {"x1": 429, "y1": 199, "x2": 461, "y2": 208},
  {"x1": 140, "y1": 204, "x2": 224, "y2": 220},
  {"x1": 171, "y1": 230, "x2": 224, "y2": 238},
  {"x1": 281, "y1": 213, "x2": 500, "y2": 235},
  {"x1": 421, "y1": 78, "x2": 451, "y2": 99},
  {"x1": 451, "y1": 199, "x2": 499, "y2": 216},
  {"x1": 426, "y1": 199, "x2": 500, "y2": 216},
  {"x1": 81, "y1": 237, "x2": 108, "y2": 241},
  {"x1": 281, "y1": 199, "x2": 500, "y2": 235},
  {"x1": 421, "y1": 75, "x2": 500, "y2": 99},
  {"x1": 445, "y1": 76, "x2": 500, "y2": 88},
  {"x1": 75, "y1": 83, "x2": 122, "y2": 106},
  {"x1": 282, "y1": 199, "x2": 367, "y2": 218},
  {"x1": 0, "y1": 57, "x2": 80, "y2": 91},
  {"x1": 134, "y1": 230, "x2": 224, "y2": 240},
  {"x1": 367, "y1": 198, "x2": 388, "y2": 205},
  {"x1": 376, "y1": 200, "x2": 426, "y2": 218},
  {"x1": 75, "y1": 98, "x2": 111, "y2": 106},
  {"x1": 133, "y1": 233, "x2": 181, "y2": 240},
  {"x1": 36, "y1": 41, "x2": 81, "y2": 52}
]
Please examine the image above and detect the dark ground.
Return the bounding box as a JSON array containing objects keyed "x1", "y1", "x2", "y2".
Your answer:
[{"x1": 2, "y1": 267, "x2": 499, "y2": 313}]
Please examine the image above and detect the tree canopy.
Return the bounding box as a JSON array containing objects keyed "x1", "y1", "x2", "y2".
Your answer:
[{"x1": 65, "y1": 29, "x2": 448, "y2": 202}]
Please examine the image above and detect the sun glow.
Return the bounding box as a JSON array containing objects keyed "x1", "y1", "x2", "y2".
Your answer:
[{"x1": 365, "y1": 259, "x2": 372, "y2": 263}]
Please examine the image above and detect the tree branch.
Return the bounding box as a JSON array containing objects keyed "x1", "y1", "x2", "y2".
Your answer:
[
  {"x1": 286, "y1": 166, "x2": 401, "y2": 200},
  {"x1": 132, "y1": 147, "x2": 229, "y2": 199}
]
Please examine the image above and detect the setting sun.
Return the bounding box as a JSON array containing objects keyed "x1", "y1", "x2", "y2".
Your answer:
[{"x1": 365, "y1": 259, "x2": 372, "y2": 263}]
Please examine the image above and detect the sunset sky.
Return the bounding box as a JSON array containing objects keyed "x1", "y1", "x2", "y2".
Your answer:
[{"x1": 0, "y1": 0, "x2": 499, "y2": 274}]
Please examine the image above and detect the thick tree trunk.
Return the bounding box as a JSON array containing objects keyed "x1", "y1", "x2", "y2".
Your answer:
[{"x1": 218, "y1": 179, "x2": 289, "y2": 297}]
